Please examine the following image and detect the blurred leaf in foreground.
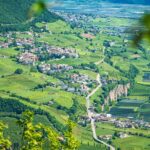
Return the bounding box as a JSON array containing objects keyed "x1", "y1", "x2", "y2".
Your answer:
[
  {"x1": 133, "y1": 13, "x2": 150, "y2": 46},
  {"x1": 29, "y1": 0, "x2": 47, "y2": 18}
]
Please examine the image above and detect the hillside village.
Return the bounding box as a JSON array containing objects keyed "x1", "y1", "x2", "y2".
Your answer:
[{"x1": 0, "y1": 1, "x2": 150, "y2": 149}]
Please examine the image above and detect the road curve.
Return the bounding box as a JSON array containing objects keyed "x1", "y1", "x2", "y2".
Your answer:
[{"x1": 86, "y1": 73, "x2": 115, "y2": 150}]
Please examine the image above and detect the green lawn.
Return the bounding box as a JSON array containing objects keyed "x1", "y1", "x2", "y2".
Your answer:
[
  {"x1": 113, "y1": 136, "x2": 150, "y2": 150},
  {"x1": 98, "y1": 62, "x2": 126, "y2": 80},
  {"x1": 0, "y1": 58, "x2": 29, "y2": 75},
  {"x1": 0, "y1": 48, "x2": 19, "y2": 57}
]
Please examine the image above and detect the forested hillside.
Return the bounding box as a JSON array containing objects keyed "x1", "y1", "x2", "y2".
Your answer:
[
  {"x1": 0, "y1": 0, "x2": 62, "y2": 32},
  {"x1": 0, "y1": 0, "x2": 33, "y2": 24},
  {"x1": 0, "y1": 0, "x2": 61, "y2": 24}
]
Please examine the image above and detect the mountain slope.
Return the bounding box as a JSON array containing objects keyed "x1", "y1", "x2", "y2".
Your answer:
[{"x1": 0, "y1": 0, "x2": 60, "y2": 24}]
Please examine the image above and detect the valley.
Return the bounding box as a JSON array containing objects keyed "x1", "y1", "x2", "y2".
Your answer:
[{"x1": 0, "y1": 0, "x2": 150, "y2": 150}]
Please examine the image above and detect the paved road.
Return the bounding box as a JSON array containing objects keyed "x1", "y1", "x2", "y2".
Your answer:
[
  {"x1": 86, "y1": 73, "x2": 115, "y2": 150},
  {"x1": 91, "y1": 118, "x2": 115, "y2": 150}
]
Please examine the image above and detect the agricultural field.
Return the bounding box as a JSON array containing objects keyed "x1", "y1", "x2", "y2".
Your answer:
[
  {"x1": 110, "y1": 99, "x2": 150, "y2": 121},
  {"x1": 112, "y1": 136, "x2": 150, "y2": 150},
  {"x1": 95, "y1": 122, "x2": 150, "y2": 150}
]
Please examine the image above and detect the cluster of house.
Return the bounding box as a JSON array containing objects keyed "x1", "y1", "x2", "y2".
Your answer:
[
  {"x1": 47, "y1": 46, "x2": 79, "y2": 58},
  {"x1": 94, "y1": 113, "x2": 150, "y2": 129},
  {"x1": 0, "y1": 38, "x2": 14, "y2": 48},
  {"x1": 114, "y1": 119, "x2": 150, "y2": 129},
  {"x1": 15, "y1": 38, "x2": 34, "y2": 47},
  {"x1": 0, "y1": 41, "x2": 9, "y2": 48},
  {"x1": 38, "y1": 62, "x2": 73, "y2": 74},
  {"x1": 98, "y1": 132, "x2": 128, "y2": 141},
  {"x1": 70, "y1": 74, "x2": 90, "y2": 84},
  {"x1": 103, "y1": 40, "x2": 116, "y2": 47},
  {"x1": 62, "y1": 83, "x2": 90, "y2": 95},
  {"x1": 61, "y1": 74, "x2": 96, "y2": 95},
  {"x1": 79, "y1": 113, "x2": 150, "y2": 129},
  {"x1": 54, "y1": 11, "x2": 101, "y2": 34},
  {"x1": 0, "y1": 32, "x2": 35, "y2": 49},
  {"x1": 101, "y1": 75, "x2": 108, "y2": 86},
  {"x1": 101, "y1": 75, "x2": 118, "y2": 87},
  {"x1": 98, "y1": 135, "x2": 112, "y2": 141},
  {"x1": 114, "y1": 120, "x2": 134, "y2": 128},
  {"x1": 18, "y1": 52, "x2": 38, "y2": 65}
]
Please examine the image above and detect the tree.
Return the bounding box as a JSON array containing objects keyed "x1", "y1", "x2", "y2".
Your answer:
[
  {"x1": 128, "y1": 64, "x2": 139, "y2": 80},
  {"x1": 147, "y1": 63, "x2": 150, "y2": 68},
  {"x1": 17, "y1": 111, "x2": 80, "y2": 150},
  {"x1": 63, "y1": 120, "x2": 80, "y2": 150},
  {"x1": 0, "y1": 122, "x2": 11, "y2": 150},
  {"x1": 14, "y1": 68, "x2": 23, "y2": 74},
  {"x1": 44, "y1": 126, "x2": 61, "y2": 149},
  {"x1": 17, "y1": 111, "x2": 44, "y2": 150}
]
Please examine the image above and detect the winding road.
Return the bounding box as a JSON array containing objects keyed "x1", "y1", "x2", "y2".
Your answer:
[{"x1": 86, "y1": 60, "x2": 115, "y2": 150}]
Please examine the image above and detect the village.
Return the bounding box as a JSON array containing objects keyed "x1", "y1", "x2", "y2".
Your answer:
[
  {"x1": 38, "y1": 62, "x2": 73, "y2": 74},
  {"x1": 79, "y1": 112, "x2": 150, "y2": 141},
  {"x1": 61, "y1": 73, "x2": 98, "y2": 96},
  {"x1": 0, "y1": 31, "x2": 100, "y2": 98}
]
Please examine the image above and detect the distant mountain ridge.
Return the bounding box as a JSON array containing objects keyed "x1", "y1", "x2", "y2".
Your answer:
[
  {"x1": 107, "y1": 0, "x2": 150, "y2": 5},
  {"x1": 69, "y1": 0, "x2": 150, "y2": 5}
]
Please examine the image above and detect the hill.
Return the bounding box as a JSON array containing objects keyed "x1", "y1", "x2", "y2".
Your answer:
[
  {"x1": 0, "y1": 0, "x2": 32, "y2": 24},
  {"x1": 0, "y1": 0, "x2": 61, "y2": 32}
]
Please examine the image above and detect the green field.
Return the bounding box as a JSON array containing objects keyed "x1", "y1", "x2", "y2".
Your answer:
[
  {"x1": 113, "y1": 136, "x2": 150, "y2": 150},
  {"x1": 131, "y1": 83, "x2": 150, "y2": 96}
]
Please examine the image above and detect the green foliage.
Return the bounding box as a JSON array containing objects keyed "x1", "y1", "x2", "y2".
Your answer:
[
  {"x1": 14, "y1": 111, "x2": 80, "y2": 150},
  {"x1": 18, "y1": 111, "x2": 44, "y2": 150},
  {"x1": 19, "y1": 111, "x2": 80, "y2": 150},
  {"x1": 14, "y1": 68, "x2": 24, "y2": 74},
  {"x1": 0, "y1": 0, "x2": 32, "y2": 24},
  {"x1": 0, "y1": 122, "x2": 11, "y2": 150},
  {"x1": 44, "y1": 126, "x2": 61, "y2": 149},
  {"x1": 30, "y1": 66, "x2": 38, "y2": 72},
  {"x1": 63, "y1": 120, "x2": 80, "y2": 150},
  {"x1": 0, "y1": 97, "x2": 29, "y2": 114},
  {"x1": 133, "y1": 13, "x2": 150, "y2": 46},
  {"x1": 29, "y1": 0, "x2": 47, "y2": 18},
  {"x1": 0, "y1": 0, "x2": 61, "y2": 32},
  {"x1": 128, "y1": 64, "x2": 139, "y2": 80}
]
